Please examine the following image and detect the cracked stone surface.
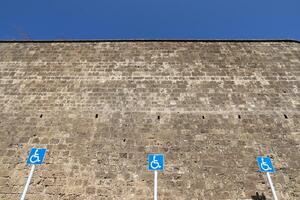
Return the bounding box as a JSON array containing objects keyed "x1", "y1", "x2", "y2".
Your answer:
[{"x1": 0, "y1": 41, "x2": 299, "y2": 199}]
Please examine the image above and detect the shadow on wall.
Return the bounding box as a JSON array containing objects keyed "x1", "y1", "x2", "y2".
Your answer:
[{"x1": 251, "y1": 192, "x2": 266, "y2": 200}]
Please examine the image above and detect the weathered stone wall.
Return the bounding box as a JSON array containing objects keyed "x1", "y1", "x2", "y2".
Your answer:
[{"x1": 0, "y1": 41, "x2": 299, "y2": 199}]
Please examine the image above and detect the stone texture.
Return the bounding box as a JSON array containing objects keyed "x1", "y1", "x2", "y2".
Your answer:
[{"x1": 0, "y1": 41, "x2": 299, "y2": 199}]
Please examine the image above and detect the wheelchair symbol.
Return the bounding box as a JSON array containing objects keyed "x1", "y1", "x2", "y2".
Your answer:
[
  {"x1": 29, "y1": 149, "x2": 41, "y2": 164},
  {"x1": 260, "y1": 157, "x2": 272, "y2": 171},
  {"x1": 150, "y1": 156, "x2": 161, "y2": 170}
]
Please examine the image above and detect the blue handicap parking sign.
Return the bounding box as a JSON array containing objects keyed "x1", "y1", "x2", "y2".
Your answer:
[
  {"x1": 257, "y1": 156, "x2": 275, "y2": 173},
  {"x1": 26, "y1": 148, "x2": 47, "y2": 165},
  {"x1": 148, "y1": 154, "x2": 164, "y2": 171}
]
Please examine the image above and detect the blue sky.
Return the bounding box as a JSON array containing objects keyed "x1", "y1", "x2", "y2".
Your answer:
[{"x1": 0, "y1": 0, "x2": 299, "y2": 40}]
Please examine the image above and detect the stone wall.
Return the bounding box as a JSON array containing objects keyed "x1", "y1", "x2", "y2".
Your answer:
[{"x1": 0, "y1": 41, "x2": 299, "y2": 199}]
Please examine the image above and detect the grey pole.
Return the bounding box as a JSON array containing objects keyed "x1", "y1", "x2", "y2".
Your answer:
[
  {"x1": 20, "y1": 165, "x2": 35, "y2": 200},
  {"x1": 266, "y1": 172, "x2": 278, "y2": 200},
  {"x1": 154, "y1": 170, "x2": 158, "y2": 200}
]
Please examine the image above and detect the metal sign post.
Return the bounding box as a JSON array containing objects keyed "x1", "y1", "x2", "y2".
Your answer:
[
  {"x1": 266, "y1": 172, "x2": 278, "y2": 200},
  {"x1": 256, "y1": 156, "x2": 278, "y2": 200},
  {"x1": 154, "y1": 170, "x2": 158, "y2": 200},
  {"x1": 20, "y1": 165, "x2": 35, "y2": 200},
  {"x1": 148, "y1": 154, "x2": 165, "y2": 200},
  {"x1": 20, "y1": 148, "x2": 47, "y2": 200}
]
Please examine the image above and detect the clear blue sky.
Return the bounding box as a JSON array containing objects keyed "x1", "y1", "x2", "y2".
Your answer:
[{"x1": 1, "y1": 0, "x2": 299, "y2": 40}]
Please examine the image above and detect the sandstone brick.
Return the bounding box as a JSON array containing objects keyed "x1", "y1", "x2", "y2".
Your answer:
[
  {"x1": 0, "y1": 178, "x2": 8, "y2": 185},
  {"x1": 50, "y1": 138, "x2": 60, "y2": 144},
  {"x1": 86, "y1": 186, "x2": 96, "y2": 194},
  {"x1": 45, "y1": 186, "x2": 64, "y2": 194},
  {"x1": 0, "y1": 169, "x2": 10, "y2": 178}
]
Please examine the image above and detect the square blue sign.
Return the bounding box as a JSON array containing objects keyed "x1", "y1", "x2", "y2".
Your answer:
[
  {"x1": 26, "y1": 148, "x2": 47, "y2": 165},
  {"x1": 148, "y1": 154, "x2": 164, "y2": 171},
  {"x1": 256, "y1": 156, "x2": 275, "y2": 173}
]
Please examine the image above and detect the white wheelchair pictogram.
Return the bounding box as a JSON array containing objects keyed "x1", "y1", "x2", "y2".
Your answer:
[
  {"x1": 29, "y1": 149, "x2": 41, "y2": 164},
  {"x1": 150, "y1": 156, "x2": 161, "y2": 170},
  {"x1": 260, "y1": 157, "x2": 272, "y2": 171}
]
